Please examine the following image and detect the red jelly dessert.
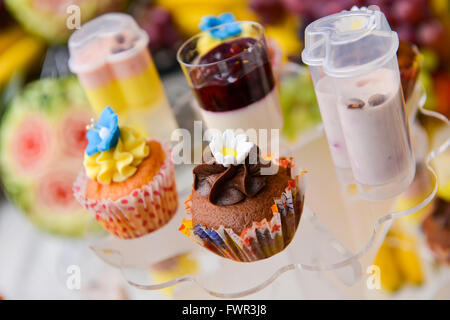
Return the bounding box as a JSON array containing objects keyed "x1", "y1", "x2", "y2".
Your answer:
[{"x1": 190, "y1": 37, "x2": 275, "y2": 112}]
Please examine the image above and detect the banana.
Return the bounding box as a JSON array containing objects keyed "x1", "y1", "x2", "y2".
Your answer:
[
  {"x1": 156, "y1": 0, "x2": 256, "y2": 36},
  {"x1": 435, "y1": 151, "x2": 450, "y2": 201},
  {"x1": 394, "y1": 164, "x2": 435, "y2": 225},
  {"x1": 0, "y1": 34, "x2": 45, "y2": 88},
  {"x1": 149, "y1": 253, "x2": 199, "y2": 298},
  {"x1": 432, "y1": 0, "x2": 449, "y2": 16},
  {"x1": 375, "y1": 222, "x2": 425, "y2": 293},
  {"x1": 156, "y1": 0, "x2": 246, "y2": 10},
  {"x1": 390, "y1": 224, "x2": 425, "y2": 286},
  {"x1": 0, "y1": 27, "x2": 26, "y2": 54},
  {"x1": 265, "y1": 17, "x2": 301, "y2": 61},
  {"x1": 374, "y1": 240, "x2": 404, "y2": 292}
]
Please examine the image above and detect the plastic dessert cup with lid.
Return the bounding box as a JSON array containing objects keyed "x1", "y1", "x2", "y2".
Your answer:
[
  {"x1": 68, "y1": 13, "x2": 178, "y2": 141},
  {"x1": 302, "y1": 6, "x2": 415, "y2": 200},
  {"x1": 177, "y1": 21, "x2": 283, "y2": 139}
]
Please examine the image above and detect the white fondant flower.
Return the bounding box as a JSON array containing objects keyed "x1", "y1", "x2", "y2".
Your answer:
[{"x1": 209, "y1": 130, "x2": 254, "y2": 167}]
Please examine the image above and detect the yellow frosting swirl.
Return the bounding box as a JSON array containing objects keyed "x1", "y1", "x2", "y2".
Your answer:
[{"x1": 84, "y1": 127, "x2": 150, "y2": 184}]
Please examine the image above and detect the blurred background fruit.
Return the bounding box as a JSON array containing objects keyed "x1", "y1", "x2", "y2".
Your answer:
[
  {"x1": 0, "y1": 27, "x2": 45, "y2": 90},
  {"x1": 422, "y1": 197, "x2": 450, "y2": 264},
  {"x1": 264, "y1": 16, "x2": 301, "y2": 61},
  {"x1": 130, "y1": 2, "x2": 183, "y2": 73},
  {"x1": 0, "y1": 0, "x2": 13, "y2": 27},
  {"x1": 373, "y1": 165, "x2": 435, "y2": 294},
  {"x1": 280, "y1": 63, "x2": 321, "y2": 141},
  {"x1": 249, "y1": 0, "x2": 286, "y2": 25},
  {"x1": 398, "y1": 40, "x2": 422, "y2": 101},
  {"x1": 374, "y1": 221, "x2": 425, "y2": 292},
  {"x1": 4, "y1": 0, "x2": 129, "y2": 44},
  {"x1": 0, "y1": 77, "x2": 98, "y2": 237},
  {"x1": 149, "y1": 253, "x2": 199, "y2": 297},
  {"x1": 155, "y1": 0, "x2": 257, "y2": 37},
  {"x1": 434, "y1": 150, "x2": 450, "y2": 202},
  {"x1": 374, "y1": 239, "x2": 405, "y2": 292}
]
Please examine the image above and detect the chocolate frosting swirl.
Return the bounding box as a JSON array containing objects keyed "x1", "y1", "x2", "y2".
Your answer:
[{"x1": 193, "y1": 146, "x2": 271, "y2": 206}]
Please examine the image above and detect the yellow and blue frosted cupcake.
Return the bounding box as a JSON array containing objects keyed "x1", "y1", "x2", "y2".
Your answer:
[{"x1": 73, "y1": 107, "x2": 177, "y2": 239}]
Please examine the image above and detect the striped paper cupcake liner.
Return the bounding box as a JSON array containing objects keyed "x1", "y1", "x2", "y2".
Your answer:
[{"x1": 73, "y1": 142, "x2": 178, "y2": 239}]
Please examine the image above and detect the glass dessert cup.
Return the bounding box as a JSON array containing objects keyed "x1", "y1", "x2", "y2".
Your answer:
[
  {"x1": 177, "y1": 21, "x2": 283, "y2": 148},
  {"x1": 68, "y1": 13, "x2": 178, "y2": 141}
]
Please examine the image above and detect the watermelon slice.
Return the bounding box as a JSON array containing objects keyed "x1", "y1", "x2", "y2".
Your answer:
[
  {"x1": 0, "y1": 76, "x2": 100, "y2": 237},
  {"x1": 12, "y1": 115, "x2": 54, "y2": 175},
  {"x1": 59, "y1": 111, "x2": 91, "y2": 157}
]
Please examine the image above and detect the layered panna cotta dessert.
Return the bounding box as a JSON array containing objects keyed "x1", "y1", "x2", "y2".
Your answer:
[
  {"x1": 68, "y1": 14, "x2": 178, "y2": 140},
  {"x1": 189, "y1": 37, "x2": 283, "y2": 134},
  {"x1": 336, "y1": 68, "x2": 415, "y2": 199},
  {"x1": 314, "y1": 75, "x2": 353, "y2": 183}
]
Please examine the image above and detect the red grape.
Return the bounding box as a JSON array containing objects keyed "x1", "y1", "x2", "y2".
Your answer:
[
  {"x1": 365, "y1": 0, "x2": 396, "y2": 24},
  {"x1": 130, "y1": 3, "x2": 183, "y2": 72},
  {"x1": 392, "y1": 0, "x2": 424, "y2": 24},
  {"x1": 353, "y1": 0, "x2": 368, "y2": 6},
  {"x1": 365, "y1": 0, "x2": 394, "y2": 6},
  {"x1": 281, "y1": 0, "x2": 316, "y2": 15},
  {"x1": 249, "y1": 0, "x2": 286, "y2": 24},
  {"x1": 316, "y1": 0, "x2": 355, "y2": 17},
  {"x1": 132, "y1": 4, "x2": 182, "y2": 52},
  {"x1": 395, "y1": 23, "x2": 416, "y2": 43},
  {"x1": 417, "y1": 20, "x2": 445, "y2": 48},
  {"x1": 282, "y1": 0, "x2": 356, "y2": 20},
  {"x1": 150, "y1": 6, "x2": 172, "y2": 25}
]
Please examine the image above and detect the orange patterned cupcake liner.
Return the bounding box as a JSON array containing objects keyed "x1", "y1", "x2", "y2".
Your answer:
[{"x1": 73, "y1": 142, "x2": 178, "y2": 239}]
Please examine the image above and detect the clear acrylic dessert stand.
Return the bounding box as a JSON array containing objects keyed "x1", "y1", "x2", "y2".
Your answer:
[{"x1": 88, "y1": 82, "x2": 449, "y2": 298}]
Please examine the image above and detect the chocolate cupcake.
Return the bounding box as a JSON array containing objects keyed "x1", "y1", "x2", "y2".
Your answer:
[
  {"x1": 422, "y1": 197, "x2": 450, "y2": 264},
  {"x1": 180, "y1": 130, "x2": 304, "y2": 262}
]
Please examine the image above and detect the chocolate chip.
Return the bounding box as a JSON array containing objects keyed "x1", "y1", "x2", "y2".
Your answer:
[
  {"x1": 115, "y1": 34, "x2": 125, "y2": 44},
  {"x1": 368, "y1": 94, "x2": 387, "y2": 107},
  {"x1": 346, "y1": 98, "x2": 365, "y2": 109}
]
